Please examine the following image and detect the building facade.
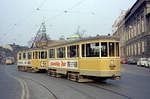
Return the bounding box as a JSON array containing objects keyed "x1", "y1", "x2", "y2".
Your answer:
[{"x1": 113, "y1": 0, "x2": 150, "y2": 58}]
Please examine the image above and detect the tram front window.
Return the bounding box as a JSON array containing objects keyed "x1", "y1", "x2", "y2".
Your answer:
[
  {"x1": 109, "y1": 42, "x2": 115, "y2": 57},
  {"x1": 28, "y1": 52, "x2": 32, "y2": 59},
  {"x1": 23, "y1": 53, "x2": 26, "y2": 59},
  {"x1": 19, "y1": 53, "x2": 21, "y2": 60},
  {"x1": 116, "y1": 42, "x2": 119, "y2": 57},
  {"x1": 82, "y1": 44, "x2": 85, "y2": 57},
  {"x1": 86, "y1": 43, "x2": 99, "y2": 57},
  {"x1": 41, "y1": 51, "x2": 47, "y2": 59},
  {"x1": 101, "y1": 42, "x2": 108, "y2": 57}
]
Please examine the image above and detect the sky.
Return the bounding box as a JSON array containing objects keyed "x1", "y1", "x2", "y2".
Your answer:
[{"x1": 0, "y1": 0, "x2": 137, "y2": 46}]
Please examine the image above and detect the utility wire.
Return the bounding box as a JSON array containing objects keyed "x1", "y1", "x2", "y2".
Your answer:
[
  {"x1": 0, "y1": 0, "x2": 48, "y2": 44},
  {"x1": 45, "y1": 0, "x2": 87, "y2": 22}
]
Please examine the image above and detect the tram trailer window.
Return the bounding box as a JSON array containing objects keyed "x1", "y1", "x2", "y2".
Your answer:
[
  {"x1": 49, "y1": 49, "x2": 55, "y2": 58},
  {"x1": 57, "y1": 47, "x2": 65, "y2": 58},
  {"x1": 67, "y1": 45, "x2": 79, "y2": 58}
]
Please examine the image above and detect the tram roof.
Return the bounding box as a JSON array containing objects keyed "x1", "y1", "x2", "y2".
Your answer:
[
  {"x1": 47, "y1": 35, "x2": 120, "y2": 48},
  {"x1": 18, "y1": 36, "x2": 119, "y2": 52}
]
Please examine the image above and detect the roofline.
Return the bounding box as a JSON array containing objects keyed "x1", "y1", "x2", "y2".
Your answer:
[
  {"x1": 18, "y1": 36, "x2": 120, "y2": 52},
  {"x1": 47, "y1": 36, "x2": 120, "y2": 48},
  {"x1": 125, "y1": 0, "x2": 149, "y2": 22}
]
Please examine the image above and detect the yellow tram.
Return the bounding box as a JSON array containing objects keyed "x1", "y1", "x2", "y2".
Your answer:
[
  {"x1": 17, "y1": 48, "x2": 47, "y2": 72},
  {"x1": 17, "y1": 36, "x2": 120, "y2": 82},
  {"x1": 47, "y1": 36, "x2": 120, "y2": 82},
  {"x1": 5, "y1": 57, "x2": 14, "y2": 65}
]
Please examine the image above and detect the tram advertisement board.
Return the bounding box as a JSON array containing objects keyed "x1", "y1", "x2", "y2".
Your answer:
[
  {"x1": 48, "y1": 60, "x2": 78, "y2": 69},
  {"x1": 18, "y1": 60, "x2": 32, "y2": 66}
]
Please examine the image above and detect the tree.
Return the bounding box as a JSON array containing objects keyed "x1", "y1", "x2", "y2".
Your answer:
[{"x1": 59, "y1": 35, "x2": 65, "y2": 40}]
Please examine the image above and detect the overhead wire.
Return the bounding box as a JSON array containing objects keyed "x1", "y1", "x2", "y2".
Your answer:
[
  {"x1": 0, "y1": 0, "x2": 48, "y2": 45},
  {"x1": 45, "y1": 0, "x2": 88, "y2": 22},
  {"x1": 0, "y1": 0, "x2": 88, "y2": 45}
]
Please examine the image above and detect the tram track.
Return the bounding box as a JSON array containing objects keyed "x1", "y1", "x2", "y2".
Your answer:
[
  {"x1": 66, "y1": 85, "x2": 96, "y2": 99},
  {"x1": 19, "y1": 76, "x2": 58, "y2": 99},
  {"x1": 5, "y1": 65, "x2": 132, "y2": 99},
  {"x1": 86, "y1": 83, "x2": 132, "y2": 99}
]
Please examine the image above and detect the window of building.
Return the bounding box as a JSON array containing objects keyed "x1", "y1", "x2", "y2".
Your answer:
[
  {"x1": 116, "y1": 42, "x2": 119, "y2": 57},
  {"x1": 57, "y1": 47, "x2": 65, "y2": 58},
  {"x1": 134, "y1": 43, "x2": 137, "y2": 55},
  {"x1": 109, "y1": 42, "x2": 114, "y2": 57},
  {"x1": 67, "y1": 45, "x2": 79, "y2": 58},
  {"x1": 86, "y1": 43, "x2": 99, "y2": 57},
  {"x1": 131, "y1": 45, "x2": 133, "y2": 56},
  {"x1": 141, "y1": 17, "x2": 145, "y2": 32},
  {"x1": 49, "y1": 49, "x2": 55, "y2": 58},
  {"x1": 23, "y1": 53, "x2": 26, "y2": 59},
  {"x1": 101, "y1": 42, "x2": 108, "y2": 57},
  {"x1": 134, "y1": 23, "x2": 136, "y2": 37},
  {"x1": 19, "y1": 53, "x2": 21, "y2": 60},
  {"x1": 142, "y1": 41, "x2": 144, "y2": 52},
  {"x1": 28, "y1": 52, "x2": 32, "y2": 59},
  {"x1": 137, "y1": 19, "x2": 141, "y2": 34},
  {"x1": 138, "y1": 42, "x2": 141, "y2": 55},
  {"x1": 82, "y1": 44, "x2": 85, "y2": 57},
  {"x1": 126, "y1": 46, "x2": 128, "y2": 57}
]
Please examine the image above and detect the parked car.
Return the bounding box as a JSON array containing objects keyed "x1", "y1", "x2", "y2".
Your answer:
[
  {"x1": 121, "y1": 58, "x2": 128, "y2": 64},
  {"x1": 144, "y1": 58, "x2": 150, "y2": 68},
  {"x1": 128, "y1": 58, "x2": 137, "y2": 64},
  {"x1": 137, "y1": 58, "x2": 147, "y2": 67}
]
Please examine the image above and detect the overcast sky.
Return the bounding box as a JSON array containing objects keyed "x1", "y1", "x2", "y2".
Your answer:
[{"x1": 0, "y1": 0, "x2": 136, "y2": 46}]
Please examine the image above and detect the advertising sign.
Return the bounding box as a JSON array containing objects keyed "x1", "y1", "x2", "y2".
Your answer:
[{"x1": 49, "y1": 60, "x2": 78, "y2": 69}]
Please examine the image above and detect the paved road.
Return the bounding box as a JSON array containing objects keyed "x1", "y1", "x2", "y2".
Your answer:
[
  {"x1": 1, "y1": 64, "x2": 150, "y2": 99},
  {"x1": 0, "y1": 64, "x2": 21, "y2": 99}
]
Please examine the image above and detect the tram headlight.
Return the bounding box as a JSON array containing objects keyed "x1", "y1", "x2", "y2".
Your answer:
[{"x1": 110, "y1": 60, "x2": 115, "y2": 69}]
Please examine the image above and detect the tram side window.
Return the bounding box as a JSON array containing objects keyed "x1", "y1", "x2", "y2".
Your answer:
[
  {"x1": 19, "y1": 53, "x2": 21, "y2": 60},
  {"x1": 67, "y1": 45, "x2": 79, "y2": 58},
  {"x1": 23, "y1": 53, "x2": 26, "y2": 59},
  {"x1": 41, "y1": 51, "x2": 47, "y2": 59},
  {"x1": 28, "y1": 52, "x2": 32, "y2": 59},
  {"x1": 57, "y1": 47, "x2": 65, "y2": 58},
  {"x1": 109, "y1": 42, "x2": 115, "y2": 57},
  {"x1": 82, "y1": 44, "x2": 85, "y2": 57},
  {"x1": 101, "y1": 42, "x2": 108, "y2": 57},
  {"x1": 49, "y1": 49, "x2": 55, "y2": 58},
  {"x1": 116, "y1": 42, "x2": 119, "y2": 57}
]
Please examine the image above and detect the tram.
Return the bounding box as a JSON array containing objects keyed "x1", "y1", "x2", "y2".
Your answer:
[
  {"x1": 47, "y1": 36, "x2": 120, "y2": 82},
  {"x1": 17, "y1": 48, "x2": 47, "y2": 72},
  {"x1": 5, "y1": 57, "x2": 14, "y2": 65},
  {"x1": 17, "y1": 36, "x2": 120, "y2": 82}
]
